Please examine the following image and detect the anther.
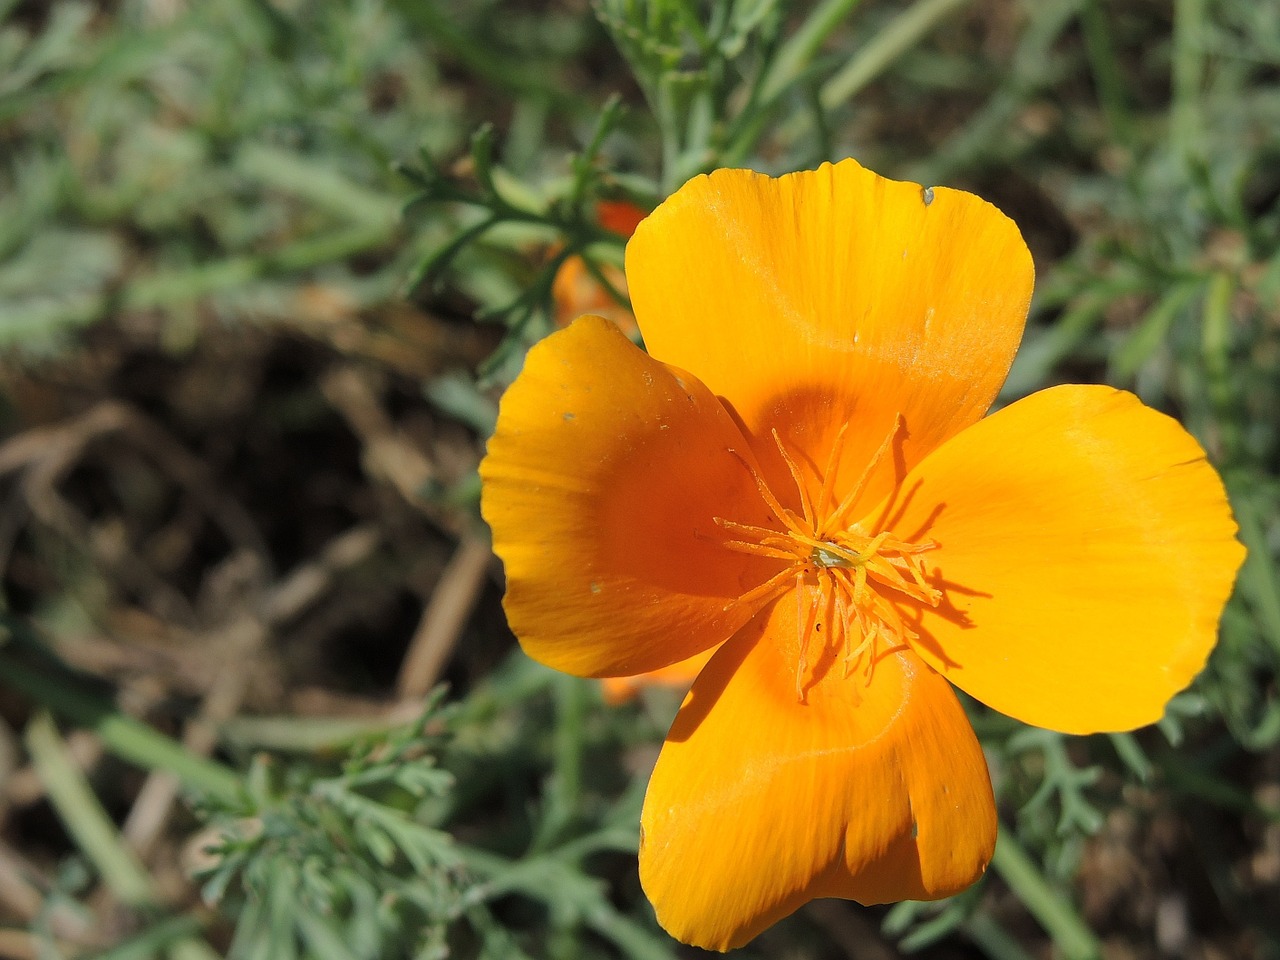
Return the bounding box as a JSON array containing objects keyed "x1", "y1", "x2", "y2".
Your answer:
[
  {"x1": 771, "y1": 429, "x2": 816, "y2": 529},
  {"x1": 820, "y1": 413, "x2": 903, "y2": 538},
  {"x1": 725, "y1": 448, "x2": 808, "y2": 539}
]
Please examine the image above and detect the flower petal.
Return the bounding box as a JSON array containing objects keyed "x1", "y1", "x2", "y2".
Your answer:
[
  {"x1": 627, "y1": 158, "x2": 1033, "y2": 515},
  {"x1": 880, "y1": 384, "x2": 1245, "y2": 734},
  {"x1": 640, "y1": 591, "x2": 995, "y2": 951},
  {"x1": 480, "y1": 316, "x2": 778, "y2": 678}
]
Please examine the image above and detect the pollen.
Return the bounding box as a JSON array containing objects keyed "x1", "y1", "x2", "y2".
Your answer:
[{"x1": 716, "y1": 416, "x2": 942, "y2": 701}]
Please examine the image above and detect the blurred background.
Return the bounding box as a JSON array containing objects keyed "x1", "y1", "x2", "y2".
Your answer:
[{"x1": 0, "y1": 0, "x2": 1277, "y2": 957}]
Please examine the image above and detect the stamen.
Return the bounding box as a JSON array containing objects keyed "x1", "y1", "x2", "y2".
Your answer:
[
  {"x1": 864, "y1": 553, "x2": 941, "y2": 606},
  {"x1": 843, "y1": 621, "x2": 877, "y2": 678},
  {"x1": 884, "y1": 537, "x2": 939, "y2": 555},
  {"x1": 794, "y1": 575, "x2": 822, "y2": 703},
  {"x1": 851, "y1": 563, "x2": 868, "y2": 604},
  {"x1": 867, "y1": 592, "x2": 920, "y2": 647},
  {"x1": 820, "y1": 413, "x2": 903, "y2": 537},
  {"x1": 771, "y1": 429, "x2": 815, "y2": 529},
  {"x1": 815, "y1": 421, "x2": 850, "y2": 521},
  {"x1": 726, "y1": 448, "x2": 808, "y2": 538},
  {"x1": 896, "y1": 545, "x2": 939, "y2": 592},
  {"x1": 829, "y1": 565, "x2": 863, "y2": 606},
  {"x1": 829, "y1": 576, "x2": 852, "y2": 674},
  {"x1": 713, "y1": 517, "x2": 800, "y2": 551},
  {"x1": 710, "y1": 418, "x2": 944, "y2": 698},
  {"x1": 718, "y1": 539, "x2": 799, "y2": 561},
  {"x1": 861, "y1": 531, "x2": 892, "y2": 556},
  {"x1": 722, "y1": 565, "x2": 794, "y2": 614}
]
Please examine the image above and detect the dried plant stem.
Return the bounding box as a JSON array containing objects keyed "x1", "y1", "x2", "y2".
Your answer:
[{"x1": 397, "y1": 534, "x2": 493, "y2": 699}]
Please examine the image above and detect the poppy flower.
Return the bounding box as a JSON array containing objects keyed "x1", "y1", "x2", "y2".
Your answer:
[{"x1": 479, "y1": 159, "x2": 1244, "y2": 951}]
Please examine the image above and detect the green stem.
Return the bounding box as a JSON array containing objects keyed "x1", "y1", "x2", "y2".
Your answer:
[
  {"x1": 81, "y1": 915, "x2": 207, "y2": 960},
  {"x1": 2, "y1": 218, "x2": 399, "y2": 339},
  {"x1": 1110, "y1": 280, "x2": 1201, "y2": 380},
  {"x1": 1079, "y1": 0, "x2": 1132, "y2": 144},
  {"x1": 760, "y1": 0, "x2": 866, "y2": 103},
  {"x1": 0, "y1": 652, "x2": 241, "y2": 805},
  {"x1": 657, "y1": 74, "x2": 684, "y2": 196},
  {"x1": 1200, "y1": 270, "x2": 1241, "y2": 454},
  {"x1": 533, "y1": 674, "x2": 588, "y2": 852},
  {"x1": 1226, "y1": 480, "x2": 1280, "y2": 658},
  {"x1": 917, "y1": 0, "x2": 1081, "y2": 183},
  {"x1": 1170, "y1": 0, "x2": 1205, "y2": 157},
  {"x1": 1158, "y1": 749, "x2": 1280, "y2": 820},
  {"x1": 24, "y1": 709, "x2": 222, "y2": 960},
  {"x1": 990, "y1": 828, "x2": 1101, "y2": 960},
  {"x1": 820, "y1": 0, "x2": 973, "y2": 109},
  {"x1": 962, "y1": 911, "x2": 1037, "y2": 960},
  {"x1": 723, "y1": 0, "x2": 864, "y2": 168},
  {"x1": 389, "y1": 0, "x2": 576, "y2": 101},
  {"x1": 461, "y1": 840, "x2": 669, "y2": 960},
  {"x1": 554, "y1": 676, "x2": 586, "y2": 803},
  {"x1": 24, "y1": 710, "x2": 155, "y2": 906}
]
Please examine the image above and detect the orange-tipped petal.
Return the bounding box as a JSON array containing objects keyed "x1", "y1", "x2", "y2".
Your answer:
[
  {"x1": 627, "y1": 158, "x2": 1034, "y2": 517},
  {"x1": 480, "y1": 316, "x2": 778, "y2": 678},
  {"x1": 640, "y1": 591, "x2": 995, "y2": 951},
  {"x1": 879, "y1": 384, "x2": 1245, "y2": 734}
]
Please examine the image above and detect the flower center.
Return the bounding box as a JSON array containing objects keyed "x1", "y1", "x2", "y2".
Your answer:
[
  {"x1": 811, "y1": 543, "x2": 852, "y2": 568},
  {"x1": 716, "y1": 417, "x2": 941, "y2": 702}
]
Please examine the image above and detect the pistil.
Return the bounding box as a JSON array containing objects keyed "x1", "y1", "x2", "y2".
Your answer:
[{"x1": 715, "y1": 417, "x2": 942, "y2": 701}]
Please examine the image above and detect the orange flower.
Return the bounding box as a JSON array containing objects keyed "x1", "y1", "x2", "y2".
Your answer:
[
  {"x1": 480, "y1": 159, "x2": 1244, "y2": 951},
  {"x1": 551, "y1": 200, "x2": 646, "y2": 333},
  {"x1": 600, "y1": 647, "x2": 715, "y2": 704}
]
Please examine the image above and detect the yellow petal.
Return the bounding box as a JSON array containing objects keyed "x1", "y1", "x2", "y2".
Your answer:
[
  {"x1": 640, "y1": 590, "x2": 995, "y2": 952},
  {"x1": 480, "y1": 316, "x2": 777, "y2": 677},
  {"x1": 626, "y1": 158, "x2": 1034, "y2": 518},
  {"x1": 880, "y1": 384, "x2": 1245, "y2": 733}
]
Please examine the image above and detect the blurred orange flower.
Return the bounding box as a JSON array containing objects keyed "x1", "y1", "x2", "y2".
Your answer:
[
  {"x1": 551, "y1": 200, "x2": 646, "y2": 333},
  {"x1": 480, "y1": 159, "x2": 1244, "y2": 951},
  {"x1": 600, "y1": 647, "x2": 714, "y2": 705}
]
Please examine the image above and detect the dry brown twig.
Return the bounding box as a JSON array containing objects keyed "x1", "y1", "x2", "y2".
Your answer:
[
  {"x1": 121, "y1": 524, "x2": 384, "y2": 861},
  {"x1": 0, "y1": 839, "x2": 95, "y2": 946},
  {"x1": 0, "y1": 400, "x2": 266, "y2": 558},
  {"x1": 396, "y1": 533, "x2": 492, "y2": 701},
  {"x1": 319, "y1": 365, "x2": 468, "y2": 537},
  {"x1": 1, "y1": 372, "x2": 491, "y2": 923},
  {"x1": 0, "y1": 399, "x2": 271, "y2": 629},
  {"x1": 319, "y1": 364, "x2": 493, "y2": 711}
]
